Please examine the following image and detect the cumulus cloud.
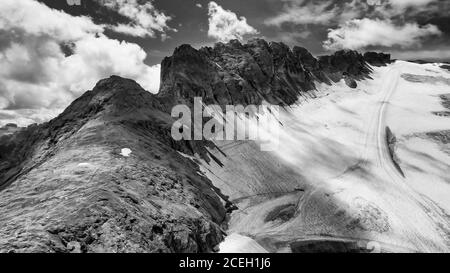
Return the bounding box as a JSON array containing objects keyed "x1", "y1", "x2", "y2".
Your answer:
[
  {"x1": 0, "y1": 0, "x2": 102, "y2": 41},
  {"x1": 207, "y1": 2, "x2": 258, "y2": 42},
  {"x1": 323, "y1": 18, "x2": 442, "y2": 50},
  {"x1": 0, "y1": 0, "x2": 161, "y2": 125},
  {"x1": 196, "y1": 3, "x2": 203, "y2": 8},
  {"x1": 101, "y1": 0, "x2": 174, "y2": 38}
]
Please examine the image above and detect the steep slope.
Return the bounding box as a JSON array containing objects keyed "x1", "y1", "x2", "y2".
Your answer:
[
  {"x1": 158, "y1": 38, "x2": 384, "y2": 107},
  {"x1": 0, "y1": 76, "x2": 228, "y2": 253},
  {"x1": 205, "y1": 62, "x2": 450, "y2": 253}
]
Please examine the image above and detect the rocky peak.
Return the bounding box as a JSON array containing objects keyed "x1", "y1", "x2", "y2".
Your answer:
[
  {"x1": 364, "y1": 52, "x2": 392, "y2": 66},
  {"x1": 90, "y1": 75, "x2": 155, "y2": 104},
  {"x1": 159, "y1": 44, "x2": 219, "y2": 104},
  {"x1": 158, "y1": 39, "x2": 390, "y2": 107},
  {"x1": 62, "y1": 75, "x2": 164, "y2": 122},
  {"x1": 268, "y1": 41, "x2": 292, "y2": 59},
  {"x1": 293, "y1": 46, "x2": 317, "y2": 67},
  {"x1": 93, "y1": 75, "x2": 142, "y2": 92},
  {"x1": 317, "y1": 50, "x2": 372, "y2": 83},
  {"x1": 0, "y1": 73, "x2": 228, "y2": 253}
]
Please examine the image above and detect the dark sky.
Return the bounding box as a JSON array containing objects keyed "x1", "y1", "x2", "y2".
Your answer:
[{"x1": 38, "y1": 0, "x2": 450, "y2": 65}]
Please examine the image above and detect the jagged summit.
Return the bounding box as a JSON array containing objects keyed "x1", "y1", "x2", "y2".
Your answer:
[
  {"x1": 68, "y1": 39, "x2": 389, "y2": 111},
  {"x1": 158, "y1": 38, "x2": 390, "y2": 107}
]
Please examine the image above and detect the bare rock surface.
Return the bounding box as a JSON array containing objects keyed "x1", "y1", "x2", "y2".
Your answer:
[
  {"x1": 0, "y1": 76, "x2": 227, "y2": 253},
  {"x1": 159, "y1": 39, "x2": 386, "y2": 106},
  {"x1": 363, "y1": 52, "x2": 391, "y2": 67}
]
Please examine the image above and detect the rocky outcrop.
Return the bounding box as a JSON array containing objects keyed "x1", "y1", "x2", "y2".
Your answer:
[
  {"x1": 159, "y1": 39, "x2": 388, "y2": 106},
  {"x1": 363, "y1": 52, "x2": 391, "y2": 67},
  {"x1": 441, "y1": 64, "x2": 450, "y2": 72},
  {"x1": 0, "y1": 76, "x2": 228, "y2": 253}
]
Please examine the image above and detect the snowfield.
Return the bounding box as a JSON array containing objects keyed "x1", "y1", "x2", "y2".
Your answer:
[
  {"x1": 200, "y1": 61, "x2": 450, "y2": 253},
  {"x1": 219, "y1": 233, "x2": 268, "y2": 253}
]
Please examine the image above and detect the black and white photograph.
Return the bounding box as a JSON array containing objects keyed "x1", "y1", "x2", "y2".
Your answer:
[{"x1": 0, "y1": 0, "x2": 450, "y2": 260}]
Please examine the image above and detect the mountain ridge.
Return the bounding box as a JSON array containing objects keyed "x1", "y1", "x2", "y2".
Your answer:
[
  {"x1": 0, "y1": 39, "x2": 391, "y2": 252},
  {"x1": 158, "y1": 38, "x2": 390, "y2": 107}
]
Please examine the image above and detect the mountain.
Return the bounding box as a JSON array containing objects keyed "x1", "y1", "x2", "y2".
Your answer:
[
  {"x1": 0, "y1": 39, "x2": 391, "y2": 253},
  {"x1": 158, "y1": 38, "x2": 389, "y2": 107},
  {"x1": 0, "y1": 76, "x2": 227, "y2": 253}
]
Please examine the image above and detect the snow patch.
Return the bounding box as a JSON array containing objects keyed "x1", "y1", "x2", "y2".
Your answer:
[
  {"x1": 77, "y1": 163, "x2": 93, "y2": 168},
  {"x1": 120, "y1": 148, "x2": 132, "y2": 157},
  {"x1": 219, "y1": 233, "x2": 268, "y2": 253},
  {"x1": 202, "y1": 61, "x2": 450, "y2": 252}
]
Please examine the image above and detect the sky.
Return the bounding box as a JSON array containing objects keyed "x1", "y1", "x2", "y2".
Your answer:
[{"x1": 0, "y1": 0, "x2": 449, "y2": 126}]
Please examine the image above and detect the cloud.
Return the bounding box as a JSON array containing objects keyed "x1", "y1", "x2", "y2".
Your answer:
[
  {"x1": 370, "y1": 0, "x2": 442, "y2": 19},
  {"x1": 0, "y1": 108, "x2": 63, "y2": 127},
  {"x1": 367, "y1": 0, "x2": 438, "y2": 11},
  {"x1": 196, "y1": 3, "x2": 203, "y2": 8},
  {"x1": 207, "y1": 1, "x2": 258, "y2": 42},
  {"x1": 265, "y1": 31, "x2": 312, "y2": 47},
  {"x1": 388, "y1": 0, "x2": 438, "y2": 10},
  {"x1": 265, "y1": 0, "x2": 442, "y2": 27},
  {"x1": 323, "y1": 18, "x2": 442, "y2": 50},
  {"x1": 100, "y1": 0, "x2": 174, "y2": 38},
  {"x1": 0, "y1": 0, "x2": 102, "y2": 41},
  {"x1": 0, "y1": 0, "x2": 161, "y2": 125},
  {"x1": 265, "y1": 0, "x2": 338, "y2": 26}
]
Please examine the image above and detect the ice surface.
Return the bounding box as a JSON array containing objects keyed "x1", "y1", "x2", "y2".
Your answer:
[
  {"x1": 219, "y1": 233, "x2": 268, "y2": 253},
  {"x1": 201, "y1": 61, "x2": 450, "y2": 252}
]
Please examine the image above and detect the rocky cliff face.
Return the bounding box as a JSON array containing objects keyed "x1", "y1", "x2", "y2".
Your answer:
[
  {"x1": 159, "y1": 39, "x2": 387, "y2": 107},
  {"x1": 0, "y1": 39, "x2": 390, "y2": 253},
  {"x1": 363, "y1": 52, "x2": 392, "y2": 67}
]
